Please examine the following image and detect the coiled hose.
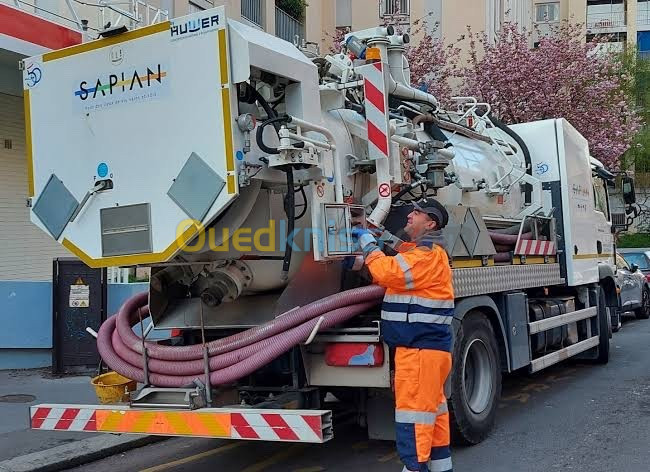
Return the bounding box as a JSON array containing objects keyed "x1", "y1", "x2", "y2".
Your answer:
[{"x1": 97, "y1": 286, "x2": 385, "y2": 388}]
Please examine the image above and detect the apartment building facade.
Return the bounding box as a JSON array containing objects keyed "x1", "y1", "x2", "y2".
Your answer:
[
  {"x1": 335, "y1": 0, "x2": 537, "y2": 44},
  {"x1": 526, "y1": 0, "x2": 650, "y2": 52},
  {"x1": 583, "y1": 0, "x2": 650, "y2": 53},
  {"x1": 334, "y1": 1, "x2": 647, "y2": 54}
]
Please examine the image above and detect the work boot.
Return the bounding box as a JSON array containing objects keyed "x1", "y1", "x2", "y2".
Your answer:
[
  {"x1": 427, "y1": 457, "x2": 453, "y2": 472},
  {"x1": 400, "y1": 466, "x2": 427, "y2": 472}
]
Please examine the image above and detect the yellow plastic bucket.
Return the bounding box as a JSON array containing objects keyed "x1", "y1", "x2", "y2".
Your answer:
[{"x1": 91, "y1": 371, "x2": 137, "y2": 404}]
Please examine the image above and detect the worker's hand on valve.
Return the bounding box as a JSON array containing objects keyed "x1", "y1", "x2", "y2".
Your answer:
[{"x1": 350, "y1": 227, "x2": 380, "y2": 251}]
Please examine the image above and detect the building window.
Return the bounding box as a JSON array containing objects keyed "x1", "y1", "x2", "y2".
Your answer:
[
  {"x1": 535, "y1": 2, "x2": 560, "y2": 23},
  {"x1": 587, "y1": 0, "x2": 624, "y2": 5},
  {"x1": 381, "y1": 0, "x2": 410, "y2": 17},
  {"x1": 336, "y1": 0, "x2": 352, "y2": 28}
]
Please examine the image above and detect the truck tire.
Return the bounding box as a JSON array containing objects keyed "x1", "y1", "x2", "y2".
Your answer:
[
  {"x1": 635, "y1": 287, "x2": 650, "y2": 320},
  {"x1": 596, "y1": 286, "x2": 610, "y2": 364},
  {"x1": 449, "y1": 311, "x2": 501, "y2": 445}
]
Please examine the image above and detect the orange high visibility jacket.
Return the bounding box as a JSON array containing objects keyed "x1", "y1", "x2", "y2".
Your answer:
[{"x1": 364, "y1": 232, "x2": 454, "y2": 351}]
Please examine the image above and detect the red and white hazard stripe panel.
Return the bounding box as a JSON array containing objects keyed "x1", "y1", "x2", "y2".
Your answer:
[
  {"x1": 230, "y1": 412, "x2": 326, "y2": 442},
  {"x1": 30, "y1": 404, "x2": 332, "y2": 443},
  {"x1": 515, "y1": 239, "x2": 556, "y2": 256},
  {"x1": 359, "y1": 62, "x2": 390, "y2": 160}
]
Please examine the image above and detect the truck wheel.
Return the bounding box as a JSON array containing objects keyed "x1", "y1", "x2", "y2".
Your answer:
[
  {"x1": 449, "y1": 311, "x2": 501, "y2": 445},
  {"x1": 595, "y1": 287, "x2": 610, "y2": 364},
  {"x1": 635, "y1": 287, "x2": 650, "y2": 320}
]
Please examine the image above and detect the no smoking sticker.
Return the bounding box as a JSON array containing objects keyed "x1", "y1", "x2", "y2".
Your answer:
[{"x1": 378, "y1": 183, "x2": 391, "y2": 198}]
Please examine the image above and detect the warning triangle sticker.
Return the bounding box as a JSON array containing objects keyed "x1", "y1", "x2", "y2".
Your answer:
[{"x1": 74, "y1": 277, "x2": 85, "y2": 285}]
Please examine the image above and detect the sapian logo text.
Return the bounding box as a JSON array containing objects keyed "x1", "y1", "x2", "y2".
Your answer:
[
  {"x1": 171, "y1": 14, "x2": 219, "y2": 38},
  {"x1": 74, "y1": 64, "x2": 166, "y2": 101}
]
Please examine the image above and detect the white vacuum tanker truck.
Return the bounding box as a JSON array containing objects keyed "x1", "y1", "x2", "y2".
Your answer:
[{"x1": 25, "y1": 6, "x2": 637, "y2": 445}]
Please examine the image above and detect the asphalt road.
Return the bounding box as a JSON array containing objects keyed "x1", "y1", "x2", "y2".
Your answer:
[{"x1": 68, "y1": 313, "x2": 650, "y2": 472}]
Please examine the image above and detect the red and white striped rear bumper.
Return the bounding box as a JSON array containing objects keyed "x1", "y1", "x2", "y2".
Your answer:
[{"x1": 30, "y1": 404, "x2": 333, "y2": 443}]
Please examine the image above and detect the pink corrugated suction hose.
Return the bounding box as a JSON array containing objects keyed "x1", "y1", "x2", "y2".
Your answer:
[{"x1": 97, "y1": 286, "x2": 385, "y2": 388}]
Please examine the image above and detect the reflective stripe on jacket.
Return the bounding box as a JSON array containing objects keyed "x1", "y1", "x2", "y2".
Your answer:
[{"x1": 365, "y1": 232, "x2": 454, "y2": 351}]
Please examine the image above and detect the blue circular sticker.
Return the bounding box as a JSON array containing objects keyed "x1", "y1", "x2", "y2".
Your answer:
[
  {"x1": 97, "y1": 163, "x2": 109, "y2": 178},
  {"x1": 236, "y1": 151, "x2": 244, "y2": 161}
]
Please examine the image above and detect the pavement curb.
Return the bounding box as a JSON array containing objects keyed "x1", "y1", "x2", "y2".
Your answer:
[{"x1": 0, "y1": 433, "x2": 166, "y2": 472}]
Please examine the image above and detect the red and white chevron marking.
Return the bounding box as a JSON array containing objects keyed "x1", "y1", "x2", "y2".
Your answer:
[
  {"x1": 515, "y1": 239, "x2": 556, "y2": 256},
  {"x1": 31, "y1": 407, "x2": 98, "y2": 432},
  {"x1": 230, "y1": 412, "x2": 325, "y2": 442},
  {"x1": 360, "y1": 62, "x2": 390, "y2": 159}
]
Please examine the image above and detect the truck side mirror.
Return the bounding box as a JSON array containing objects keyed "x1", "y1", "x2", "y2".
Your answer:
[
  {"x1": 623, "y1": 176, "x2": 636, "y2": 205},
  {"x1": 631, "y1": 263, "x2": 639, "y2": 273}
]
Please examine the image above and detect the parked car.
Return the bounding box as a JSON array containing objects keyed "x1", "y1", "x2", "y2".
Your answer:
[
  {"x1": 614, "y1": 252, "x2": 650, "y2": 331},
  {"x1": 619, "y1": 248, "x2": 650, "y2": 279}
]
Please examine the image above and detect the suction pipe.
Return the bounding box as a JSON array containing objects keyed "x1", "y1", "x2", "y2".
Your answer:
[{"x1": 97, "y1": 286, "x2": 385, "y2": 388}]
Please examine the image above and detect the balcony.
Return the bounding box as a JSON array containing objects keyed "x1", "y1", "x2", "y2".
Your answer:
[
  {"x1": 241, "y1": 0, "x2": 263, "y2": 27},
  {"x1": 586, "y1": 11, "x2": 626, "y2": 31},
  {"x1": 275, "y1": 6, "x2": 304, "y2": 44},
  {"x1": 380, "y1": 0, "x2": 410, "y2": 16},
  {"x1": 380, "y1": 0, "x2": 410, "y2": 25},
  {"x1": 639, "y1": 6, "x2": 650, "y2": 28}
]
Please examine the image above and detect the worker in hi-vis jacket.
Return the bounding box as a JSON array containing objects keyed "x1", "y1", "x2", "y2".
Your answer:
[{"x1": 352, "y1": 198, "x2": 454, "y2": 472}]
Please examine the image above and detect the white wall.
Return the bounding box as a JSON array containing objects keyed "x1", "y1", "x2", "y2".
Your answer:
[
  {"x1": 0, "y1": 94, "x2": 70, "y2": 281},
  {"x1": 424, "y1": 0, "x2": 443, "y2": 38}
]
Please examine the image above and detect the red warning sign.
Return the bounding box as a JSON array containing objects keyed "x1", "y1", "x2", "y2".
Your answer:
[
  {"x1": 378, "y1": 183, "x2": 391, "y2": 198},
  {"x1": 316, "y1": 183, "x2": 325, "y2": 198}
]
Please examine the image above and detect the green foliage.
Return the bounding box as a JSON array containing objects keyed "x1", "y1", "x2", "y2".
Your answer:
[
  {"x1": 128, "y1": 274, "x2": 150, "y2": 283},
  {"x1": 276, "y1": 0, "x2": 307, "y2": 20},
  {"x1": 617, "y1": 232, "x2": 650, "y2": 248},
  {"x1": 619, "y1": 48, "x2": 650, "y2": 172}
]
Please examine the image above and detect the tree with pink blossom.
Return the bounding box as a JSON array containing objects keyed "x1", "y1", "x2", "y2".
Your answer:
[
  {"x1": 326, "y1": 26, "x2": 350, "y2": 54},
  {"x1": 458, "y1": 21, "x2": 641, "y2": 170}
]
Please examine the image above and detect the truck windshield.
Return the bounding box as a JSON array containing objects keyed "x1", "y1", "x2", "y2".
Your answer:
[{"x1": 622, "y1": 253, "x2": 650, "y2": 270}]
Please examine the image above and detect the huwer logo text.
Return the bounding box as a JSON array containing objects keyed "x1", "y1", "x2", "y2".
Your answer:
[{"x1": 171, "y1": 15, "x2": 219, "y2": 37}]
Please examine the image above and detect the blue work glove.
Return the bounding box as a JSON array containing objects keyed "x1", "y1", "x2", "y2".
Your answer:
[{"x1": 351, "y1": 227, "x2": 379, "y2": 251}]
